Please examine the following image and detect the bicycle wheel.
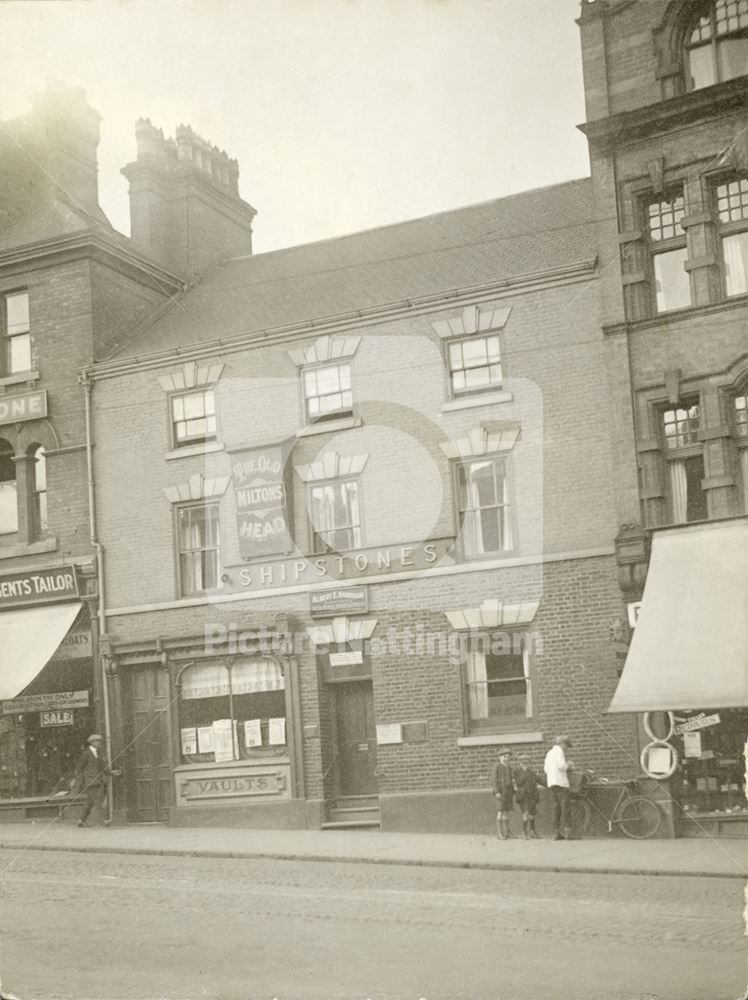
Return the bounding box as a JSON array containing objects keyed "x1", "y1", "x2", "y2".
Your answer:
[
  {"x1": 617, "y1": 796, "x2": 661, "y2": 839},
  {"x1": 568, "y1": 797, "x2": 591, "y2": 837}
]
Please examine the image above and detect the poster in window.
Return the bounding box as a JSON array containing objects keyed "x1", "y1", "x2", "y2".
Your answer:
[
  {"x1": 181, "y1": 727, "x2": 198, "y2": 756},
  {"x1": 231, "y1": 442, "x2": 294, "y2": 559},
  {"x1": 268, "y1": 717, "x2": 286, "y2": 745},
  {"x1": 683, "y1": 731, "x2": 702, "y2": 758},
  {"x1": 212, "y1": 719, "x2": 235, "y2": 762},
  {"x1": 244, "y1": 718, "x2": 263, "y2": 747},
  {"x1": 197, "y1": 726, "x2": 215, "y2": 754}
]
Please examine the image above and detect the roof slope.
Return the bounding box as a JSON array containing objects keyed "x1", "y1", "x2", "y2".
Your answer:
[
  {"x1": 110, "y1": 177, "x2": 595, "y2": 361},
  {"x1": 0, "y1": 197, "x2": 119, "y2": 252}
]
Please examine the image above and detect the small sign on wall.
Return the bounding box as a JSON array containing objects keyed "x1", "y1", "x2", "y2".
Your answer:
[
  {"x1": 626, "y1": 602, "x2": 642, "y2": 628},
  {"x1": 376, "y1": 723, "x2": 402, "y2": 745},
  {"x1": 40, "y1": 711, "x2": 73, "y2": 727}
]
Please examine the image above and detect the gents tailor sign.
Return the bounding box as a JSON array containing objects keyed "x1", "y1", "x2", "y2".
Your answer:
[
  {"x1": 0, "y1": 390, "x2": 47, "y2": 426},
  {"x1": 231, "y1": 443, "x2": 293, "y2": 559},
  {"x1": 0, "y1": 567, "x2": 79, "y2": 608}
]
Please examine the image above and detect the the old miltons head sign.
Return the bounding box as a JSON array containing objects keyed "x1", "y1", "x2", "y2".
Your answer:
[{"x1": 231, "y1": 443, "x2": 294, "y2": 559}]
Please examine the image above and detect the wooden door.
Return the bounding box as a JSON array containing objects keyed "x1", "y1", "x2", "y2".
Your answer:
[
  {"x1": 334, "y1": 681, "x2": 378, "y2": 796},
  {"x1": 123, "y1": 666, "x2": 173, "y2": 822}
]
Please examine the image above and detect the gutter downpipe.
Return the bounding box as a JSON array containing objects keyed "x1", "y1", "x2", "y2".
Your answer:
[{"x1": 81, "y1": 368, "x2": 114, "y2": 824}]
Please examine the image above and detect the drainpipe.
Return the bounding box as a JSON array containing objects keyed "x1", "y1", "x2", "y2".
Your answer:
[{"x1": 80, "y1": 368, "x2": 113, "y2": 823}]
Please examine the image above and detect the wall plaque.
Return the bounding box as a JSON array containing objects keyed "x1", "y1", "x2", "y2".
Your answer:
[{"x1": 310, "y1": 586, "x2": 368, "y2": 617}]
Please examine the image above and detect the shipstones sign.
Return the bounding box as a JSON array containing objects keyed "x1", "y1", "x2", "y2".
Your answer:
[
  {"x1": 0, "y1": 390, "x2": 47, "y2": 426},
  {"x1": 231, "y1": 443, "x2": 294, "y2": 559}
]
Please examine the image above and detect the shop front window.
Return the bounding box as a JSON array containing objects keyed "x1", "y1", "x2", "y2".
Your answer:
[
  {"x1": 675, "y1": 709, "x2": 748, "y2": 817},
  {"x1": 178, "y1": 657, "x2": 287, "y2": 763},
  {"x1": 0, "y1": 637, "x2": 93, "y2": 799}
]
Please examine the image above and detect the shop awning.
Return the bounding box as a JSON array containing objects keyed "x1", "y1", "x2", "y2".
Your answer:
[
  {"x1": 608, "y1": 519, "x2": 748, "y2": 713},
  {"x1": 0, "y1": 602, "x2": 82, "y2": 700}
]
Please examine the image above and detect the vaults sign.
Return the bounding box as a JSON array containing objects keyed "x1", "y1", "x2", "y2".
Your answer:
[{"x1": 231, "y1": 443, "x2": 294, "y2": 559}]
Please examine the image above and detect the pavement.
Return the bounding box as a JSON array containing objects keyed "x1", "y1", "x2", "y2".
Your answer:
[{"x1": 0, "y1": 818, "x2": 745, "y2": 879}]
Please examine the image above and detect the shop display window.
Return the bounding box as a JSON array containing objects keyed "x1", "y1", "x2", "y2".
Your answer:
[
  {"x1": 673, "y1": 708, "x2": 747, "y2": 816},
  {"x1": 0, "y1": 655, "x2": 94, "y2": 799},
  {"x1": 178, "y1": 657, "x2": 287, "y2": 763}
]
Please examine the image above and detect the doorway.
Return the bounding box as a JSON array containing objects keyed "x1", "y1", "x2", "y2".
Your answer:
[
  {"x1": 334, "y1": 681, "x2": 378, "y2": 796},
  {"x1": 122, "y1": 666, "x2": 173, "y2": 822}
]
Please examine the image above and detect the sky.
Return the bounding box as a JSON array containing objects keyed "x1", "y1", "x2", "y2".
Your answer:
[{"x1": 0, "y1": 0, "x2": 590, "y2": 254}]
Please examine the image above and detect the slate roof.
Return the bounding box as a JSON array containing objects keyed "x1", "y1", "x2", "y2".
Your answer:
[
  {"x1": 0, "y1": 197, "x2": 120, "y2": 253},
  {"x1": 106, "y1": 176, "x2": 597, "y2": 362}
]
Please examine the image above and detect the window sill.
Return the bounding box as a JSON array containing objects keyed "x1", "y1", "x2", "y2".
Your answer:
[
  {"x1": 296, "y1": 416, "x2": 362, "y2": 437},
  {"x1": 458, "y1": 731, "x2": 543, "y2": 747},
  {"x1": 0, "y1": 535, "x2": 58, "y2": 560},
  {"x1": 165, "y1": 441, "x2": 225, "y2": 461},
  {"x1": 0, "y1": 370, "x2": 40, "y2": 388},
  {"x1": 441, "y1": 390, "x2": 513, "y2": 413}
]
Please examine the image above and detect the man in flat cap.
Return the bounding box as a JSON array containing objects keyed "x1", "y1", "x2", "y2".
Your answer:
[{"x1": 73, "y1": 734, "x2": 118, "y2": 827}]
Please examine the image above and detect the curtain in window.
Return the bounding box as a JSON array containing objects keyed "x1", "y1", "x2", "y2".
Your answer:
[
  {"x1": 231, "y1": 657, "x2": 285, "y2": 694},
  {"x1": 0, "y1": 440, "x2": 17, "y2": 535},
  {"x1": 181, "y1": 662, "x2": 230, "y2": 699},
  {"x1": 740, "y1": 450, "x2": 748, "y2": 514},
  {"x1": 723, "y1": 233, "x2": 748, "y2": 297},
  {"x1": 669, "y1": 461, "x2": 688, "y2": 523},
  {"x1": 466, "y1": 648, "x2": 489, "y2": 720}
]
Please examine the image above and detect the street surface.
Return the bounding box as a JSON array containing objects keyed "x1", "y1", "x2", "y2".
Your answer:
[{"x1": 0, "y1": 848, "x2": 744, "y2": 1000}]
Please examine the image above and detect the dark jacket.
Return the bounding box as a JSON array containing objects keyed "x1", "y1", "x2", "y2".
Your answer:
[
  {"x1": 514, "y1": 765, "x2": 540, "y2": 808},
  {"x1": 74, "y1": 746, "x2": 111, "y2": 790},
  {"x1": 492, "y1": 761, "x2": 515, "y2": 803}
]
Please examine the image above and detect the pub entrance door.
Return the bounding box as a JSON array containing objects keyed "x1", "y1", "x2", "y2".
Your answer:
[
  {"x1": 122, "y1": 666, "x2": 173, "y2": 822},
  {"x1": 334, "y1": 681, "x2": 378, "y2": 796}
]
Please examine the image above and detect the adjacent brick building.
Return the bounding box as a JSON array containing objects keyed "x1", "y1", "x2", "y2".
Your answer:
[{"x1": 579, "y1": 0, "x2": 748, "y2": 836}]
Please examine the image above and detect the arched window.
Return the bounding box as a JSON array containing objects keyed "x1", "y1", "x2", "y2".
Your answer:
[
  {"x1": 29, "y1": 444, "x2": 47, "y2": 536},
  {"x1": 686, "y1": 0, "x2": 748, "y2": 90},
  {"x1": 0, "y1": 439, "x2": 17, "y2": 535}
]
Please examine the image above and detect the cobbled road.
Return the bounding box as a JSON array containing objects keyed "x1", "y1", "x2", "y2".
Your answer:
[{"x1": 0, "y1": 848, "x2": 744, "y2": 1000}]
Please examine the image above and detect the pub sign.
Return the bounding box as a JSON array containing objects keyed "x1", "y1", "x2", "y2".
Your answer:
[{"x1": 231, "y1": 443, "x2": 294, "y2": 559}]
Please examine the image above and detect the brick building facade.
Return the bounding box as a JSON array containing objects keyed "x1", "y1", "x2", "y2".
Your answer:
[
  {"x1": 0, "y1": 83, "x2": 184, "y2": 817},
  {"x1": 87, "y1": 158, "x2": 638, "y2": 831},
  {"x1": 579, "y1": 0, "x2": 748, "y2": 836},
  {"x1": 2, "y1": 2, "x2": 745, "y2": 835}
]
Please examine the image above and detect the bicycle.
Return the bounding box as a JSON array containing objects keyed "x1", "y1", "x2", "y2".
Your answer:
[{"x1": 568, "y1": 771, "x2": 662, "y2": 840}]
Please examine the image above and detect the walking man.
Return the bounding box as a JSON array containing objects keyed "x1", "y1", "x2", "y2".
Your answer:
[
  {"x1": 544, "y1": 735, "x2": 572, "y2": 840},
  {"x1": 73, "y1": 734, "x2": 117, "y2": 827}
]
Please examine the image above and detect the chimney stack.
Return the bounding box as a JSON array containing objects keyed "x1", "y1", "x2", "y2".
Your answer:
[
  {"x1": 122, "y1": 120, "x2": 256, "y2": 276},
  {"x1": 0, "y1": 79, "x2": 102, "y2": 221}
]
